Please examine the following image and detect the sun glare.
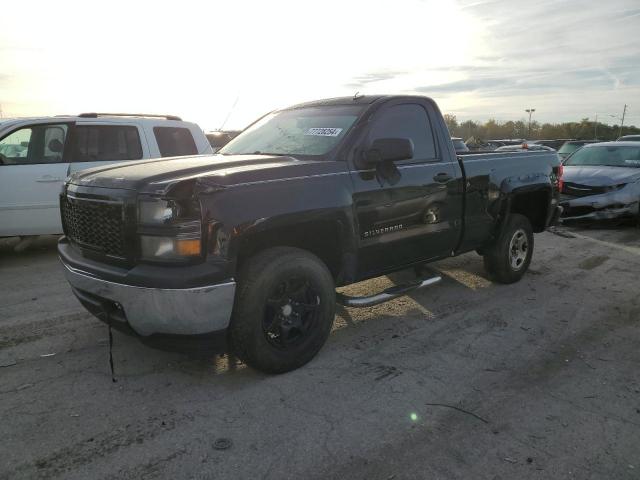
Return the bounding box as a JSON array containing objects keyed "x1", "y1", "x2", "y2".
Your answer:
[{"x1": 0, "y1": 0, "x2": 479, "y2": 129}]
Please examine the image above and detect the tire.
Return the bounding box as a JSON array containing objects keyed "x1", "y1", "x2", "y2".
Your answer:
[
  {"x1": 229, "y1": 247, "x2": 336, "y2": 374},
  {"x1": 482, "y1": 214, "x2": 534, "y2": 284}
]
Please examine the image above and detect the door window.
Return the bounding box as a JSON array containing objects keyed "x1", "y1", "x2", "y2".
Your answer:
[
  {"x1": 71, "y1": 125, "x2": 143, "y2": 162},
  {"x1": 369, "y1": 104, "x2": 437, "y2": 161},
  {"x1": 153, "y1": 127, "x2": 198, "y2": 157},
  {"x1": 0, "y1": 125, "x2": 68, "y2": 165}
]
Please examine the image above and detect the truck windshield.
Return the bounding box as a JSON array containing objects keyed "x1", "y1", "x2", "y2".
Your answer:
[
  {"x1": 564, "y1": 145, "x2": 640, "y2": 168},
  {"x1": 219, "y1": 106, "x2": 362, "y2": 157}
]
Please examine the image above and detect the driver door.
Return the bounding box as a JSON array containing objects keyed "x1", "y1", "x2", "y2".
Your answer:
[
  {"x1": 348, "y1": 101, "x2": 462, "y2": 278},
  {"x1": 0, "y1": 122, "x2": 72, "y2": 236}
]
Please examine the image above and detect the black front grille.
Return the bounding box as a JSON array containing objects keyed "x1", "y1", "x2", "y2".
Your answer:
[
  {"x1": 562, "y1": 182, "x2": 607, "y2": 197},
  {"x1": 61, "y1": 196, "x2": 125, "y2": 257}
]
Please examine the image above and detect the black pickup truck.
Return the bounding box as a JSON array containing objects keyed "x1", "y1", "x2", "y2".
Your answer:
[{"x1": 58, "y1": 95, "x2": 562, "y2": 373}]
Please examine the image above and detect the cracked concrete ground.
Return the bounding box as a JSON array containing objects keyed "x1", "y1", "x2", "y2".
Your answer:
[{"x1": 1, "y1": 227, "x2": 639, "y2": 480}]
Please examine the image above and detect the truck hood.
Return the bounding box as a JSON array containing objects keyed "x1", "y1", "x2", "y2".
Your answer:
[
  {"x1": 562, "y1": 165, "x2": 640, "y2": 187},
  {"x1": 67, "y1": 154, "x2": 340, "y2": 194}
]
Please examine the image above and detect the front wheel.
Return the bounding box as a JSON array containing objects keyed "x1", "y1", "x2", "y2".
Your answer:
[
  {"x1": 229, "y1": 247, "x2": 336, "y2": 374},
  {"x1": 483, "y1": 213, "x2": 534, "y2": 284}
]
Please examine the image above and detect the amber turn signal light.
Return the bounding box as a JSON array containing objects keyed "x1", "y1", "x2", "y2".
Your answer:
[{"x1": 176, "y1": 238, "x2": 202, "y2": 256}]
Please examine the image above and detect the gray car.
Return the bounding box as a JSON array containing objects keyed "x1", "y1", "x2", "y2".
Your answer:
[
  {"x1": 451, "y1": 137, "x2": 469, "y2": 154},
  {"x1": 560, "y1": 142, "x2": 640, "y2": 222},
  {"x1": 617, "y1": 135, "x2": 640, "y2": 142}
]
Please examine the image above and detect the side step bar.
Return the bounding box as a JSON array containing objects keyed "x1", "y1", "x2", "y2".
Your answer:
[{"x1": 336, "y1": 276, "x2": 442, "y2": 308}]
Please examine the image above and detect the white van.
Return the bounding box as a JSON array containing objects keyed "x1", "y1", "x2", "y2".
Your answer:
[{"x1": 0, "y1": 113, "x2": 212, "y2": 240}]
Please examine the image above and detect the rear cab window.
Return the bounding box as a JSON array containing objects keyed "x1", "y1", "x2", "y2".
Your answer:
[
  {"x1": 153, "y1": 127, "x2": 198, "y2": 157},
  {"x1": 71, "y1": 125, "x2": 143, "y2": 161}
]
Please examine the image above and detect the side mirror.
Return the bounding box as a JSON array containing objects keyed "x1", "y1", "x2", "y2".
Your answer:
[
  {"x1": 48, "y1": 139, "x2": 64, "y2": 153},
  {"x1": 364, "y1": 138, "x2": 414, "y2": 165}
]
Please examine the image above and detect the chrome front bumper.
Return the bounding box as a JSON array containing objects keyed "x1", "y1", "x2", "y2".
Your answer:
[{"x1": 62, "y1": 263, "x2": 236, "y2": 336}]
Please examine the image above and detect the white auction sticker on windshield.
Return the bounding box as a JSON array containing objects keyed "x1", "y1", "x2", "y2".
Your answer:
[{"x1": 305, "y1": 127, "x2": 343, "y2": 137}]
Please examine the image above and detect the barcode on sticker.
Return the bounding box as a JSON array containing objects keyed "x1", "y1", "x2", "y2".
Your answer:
[{"x1": 305, "y1": 127, "x2": 343, "y2": 137}]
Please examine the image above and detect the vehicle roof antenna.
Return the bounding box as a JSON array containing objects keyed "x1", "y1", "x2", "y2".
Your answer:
[{"x1": 219, "y1": 96, "x2": 240, "y2": 131}]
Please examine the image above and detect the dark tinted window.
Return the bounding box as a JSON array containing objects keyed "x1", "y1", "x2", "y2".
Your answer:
[
  {"x1": 153, "y1": 127, "x2": 198, "y2": 157},
  {"x1": 72, "y1": 125, "x2": 142, "y2": 162},
  {"x1": 369, "y1": 104, "x2": 437, "y2": 160},
  {"x1": 0, "y1": 124, "x2": 68, "y2": 165}
]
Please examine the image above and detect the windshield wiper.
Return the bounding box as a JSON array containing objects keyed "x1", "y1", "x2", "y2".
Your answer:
[
  {"x1": 247, "y1": 151, "x2": 287, "y2": 156},
  {"x1": 218, "y1": 151, "x2": 281, "y2": 156}
]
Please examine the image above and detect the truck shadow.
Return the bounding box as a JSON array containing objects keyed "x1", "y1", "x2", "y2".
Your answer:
[
  {"x1": 334, "y1": 253, "x2": 493, "y2": 329},
  {"x1": 106, "y1": 253, "x2": 495, "y2": 381}
]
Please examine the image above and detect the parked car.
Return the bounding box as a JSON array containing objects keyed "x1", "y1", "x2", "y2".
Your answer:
[
  {"x1": 0, "y1": 113, "x2": 212, "y2": 241},
  {"x1": 495, "y1": 143, "x2": 555, "y2": 152},
  {"x1": 58, "y1": 95, "x2": 562, "y2": 373},
  {"x1": 465, "y1": 138, "x2": 506, "y2": 152},
  {"x1": 451, "y1": 137, "x2": 469, "y2": 153},
  {"x1": 557, "y1": 140, "x2": 600, "y2": 161},
  {"x1": 492, "y1": 139, "x2": 526, "y2": 146},
  {"x1": 560, "y1": 142, "x2": 640, "y2": 222},
  {"x1": 531, "y1": 139, "x2": 573, "y2": 150},
  {"x1": 617, "y1": 135, "x2": 640, "y2": 142},
  {"x1": 206, "y1": 130, "x2": 242, "y2": 152}
]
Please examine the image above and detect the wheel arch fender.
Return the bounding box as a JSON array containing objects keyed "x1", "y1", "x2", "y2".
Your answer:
[{"x1": 227, "y1": 210, "x2": 358, "y2": 285}]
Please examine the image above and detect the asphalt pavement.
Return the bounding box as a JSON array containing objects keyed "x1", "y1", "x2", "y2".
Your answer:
[{"x1": 1, "y1": 227, "x2": 639, "y2": 480}]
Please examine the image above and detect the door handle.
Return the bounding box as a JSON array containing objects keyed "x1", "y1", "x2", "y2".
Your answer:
[
  {"x1": 433, "y1": 172, "x2": 452, "y2": 183},
  {"x1": 36, "y1": 176, "x2": 63, "y2": 183}
]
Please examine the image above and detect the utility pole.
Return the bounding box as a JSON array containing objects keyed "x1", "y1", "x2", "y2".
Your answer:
[
  {"x1": 594, "y1": 113, "x2": 598, "y2": 139},
  {"x1": 525, "y1": 108, "x2": 535, "y2": 138},
  {"x1": 619, "y1": 104, "x2": 627, "y2": 138}
]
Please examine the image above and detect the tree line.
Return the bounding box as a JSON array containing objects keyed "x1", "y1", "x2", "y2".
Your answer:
[{"x1": 444, "y1": 114, "x2": 640, "y2": 141}]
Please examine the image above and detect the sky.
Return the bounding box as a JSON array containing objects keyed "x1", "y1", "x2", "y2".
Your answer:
[{"x1": 1, "y1": 0, "x2": 639, "y2": 130}]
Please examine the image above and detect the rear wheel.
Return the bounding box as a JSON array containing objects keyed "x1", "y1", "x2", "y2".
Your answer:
[
  {"x1": 230, "y1": 247, "x2": 336, "y2": 374},
  {"x1": 483, "y1": 214, "x2": 534, "y2": 284}
]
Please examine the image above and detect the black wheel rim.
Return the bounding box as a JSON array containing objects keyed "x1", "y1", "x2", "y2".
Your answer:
[{"x1": 263, "y1": 276, "x2": 321, "y2": 349}]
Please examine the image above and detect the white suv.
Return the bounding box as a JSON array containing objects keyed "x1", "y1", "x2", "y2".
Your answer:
[{"x1": 0, "y1": 113, "x2": 212, "y2": 239}]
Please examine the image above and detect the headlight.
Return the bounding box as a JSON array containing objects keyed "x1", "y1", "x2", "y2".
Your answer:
[
  {"x1": 139, "y1": 198, "x2": 188, "y2": 225},
  {"x1": 606, "y1": 183, "x2": 627, "y2": 192},
  {"x1": 138, "y1": 196, "x2": 203, "y2": 262}
]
